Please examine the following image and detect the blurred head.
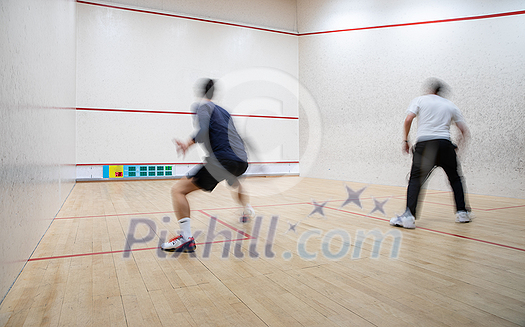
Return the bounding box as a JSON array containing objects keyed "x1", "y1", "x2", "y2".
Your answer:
[
  {"x1": 424, "y1": 78, "x2": 449, "y2": 97},
  {"x1": 196, "y1": 78, "x2": 215, "y2": 100}
]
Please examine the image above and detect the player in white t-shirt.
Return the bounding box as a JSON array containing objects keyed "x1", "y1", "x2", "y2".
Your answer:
[{"x1": 390, "y1": 78, "x2": 472, "y2": 229}]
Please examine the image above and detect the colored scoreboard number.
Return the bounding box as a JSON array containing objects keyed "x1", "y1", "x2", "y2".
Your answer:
[{"x1": 103, "y1": 165, "x2": 173, "y2": 178}]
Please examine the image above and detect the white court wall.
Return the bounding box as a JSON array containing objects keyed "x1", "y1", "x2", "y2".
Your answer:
[
  {"x1": 83, "y1": 0, "x2": 298, "y2": 33},
  {"x1": 76, "y1": 2, "x2": 299, "y2": 170},
  {"x1": 297, "y1": 0, "x2": 525, "y2": 198},
  {"x1": 0, "y1": 0, "x2": 77, "y2": 302}
]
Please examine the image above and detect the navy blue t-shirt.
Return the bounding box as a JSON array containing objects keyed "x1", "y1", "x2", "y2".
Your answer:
[{"x1": 192, "y1": 101, "x2": 247, "y2": 163}]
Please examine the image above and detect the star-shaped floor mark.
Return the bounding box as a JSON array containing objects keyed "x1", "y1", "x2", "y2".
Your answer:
[
  {"x1": 369, "y1": 197, "x2": 389, "y2": 216},
  {"x1": 308, "y1": 200, "x2": 329, "y2": 218},
  {"x1": 285, "y1": 221, "x2": 300, "y2": 234},
  {"x1": 340, "y1": 185, "x2": 367, "y2": 209}
]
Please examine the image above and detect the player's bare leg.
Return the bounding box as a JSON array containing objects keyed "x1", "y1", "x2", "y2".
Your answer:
[
  {"x1": 171, "y1": 177, "x2": 200, "y2": 220},
  {"x1": 231, "y1": 181, "x2": 254, "y2": 222},
  {"x1": 161, "y1": 177, "x2": 200, "y2": 252}
]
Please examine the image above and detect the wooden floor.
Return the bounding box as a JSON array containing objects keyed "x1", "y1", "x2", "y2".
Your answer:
[{"x1": 1, "y1": 176, "x2": 524, "y2": 326}]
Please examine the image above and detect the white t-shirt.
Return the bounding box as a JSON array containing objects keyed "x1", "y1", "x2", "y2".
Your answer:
[{"x1": 407, "y1": 94, "x2": 465, "y2": 142}]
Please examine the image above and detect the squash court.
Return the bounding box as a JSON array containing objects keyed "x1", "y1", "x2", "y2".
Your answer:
[
  {"x1": 2, "y1": 0, "x2": 525, "y2": 326},
  {"x1": 1, "y1": 177, "x2": 524, "y2": 326}
]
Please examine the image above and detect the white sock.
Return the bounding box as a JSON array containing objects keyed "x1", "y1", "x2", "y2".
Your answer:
[
  {"x1": 244, "y1": 204, "x2": 254, "y2": 215},
  {"x1": 178, "y1": 217, "x2": 192, "y2": 240}
]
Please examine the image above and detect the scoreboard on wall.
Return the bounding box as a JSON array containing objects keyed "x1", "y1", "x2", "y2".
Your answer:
[{"x1": 103, "y1": 165, "x2": 173, "y2": 178}]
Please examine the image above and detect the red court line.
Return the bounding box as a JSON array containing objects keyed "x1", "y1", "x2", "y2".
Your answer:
[
  {"x1": 326, "y1": 206, "x2": 525, "y2": 252},
  {"x1": 35, "y1": 199, "x2": 524, "y2": 261},
  {"x1": 52, "y1": 201, "x2": 337, "y2": 220},
  {"x1": 55, "y1": 211, "x2": 174, "y2": 220},
  {"x1": 415, "y1": 227, "x2": 525, "y2": 252},
  {"x1": 28, "y1": 246, "x2": 158, "y2": 262},
  {"x1": 418, "y1": 199, "x2": 525, "y2": 212},
  {"x1": 198, "y1": 192, "x2": 444, "y2": 213},
  {"x1": 76, "y1": 162, "x2": 201, "y2": 166},
  {"x1": 76, "y1": 107, "x2": 299, "y2": 120},
  {"x1": 77, "y1": 0, "x2": 525, "y2": 37},
  {"x1": 27, "y1": 237, "x2": 251, "y2": 262},
  {"x1": 299, "y1": 10, "x2": 525, "y2": 36},
  {"x1": 30, "y1": 213, "x2": 253, "y2": 261},
  {"x1": 205, "y1": 200, "x2": 525, "y2": 253},
  {"x1": 53, "y1": 200, "x2": 341, "y2": 220},
  {"x1": 197, "y1": 237, "x2": 251, "y2": 246},
  {"x1": 51, "y1": 192, "x2": 513, "y2": 221},
  {"x1": 230, "y1": 114, "x2": 298, "y2": 120},
  {"x1": 77, "y1": 0, "x2": 297, "y2": 36},
  {"x1": 193, "y1": 197, "x2": 380, "y2": 212},
  {"x1": 76, "y1": 107, "x2": 194, "y2": 115},
  {"x1": 76, "y1": 161, "x2": 299, "y2": 167},
  {"x1": 248, "y1": 161, "x2": 299, "y2": 164},
  {"x1": 51, "y1": 192, "x2": 436, "y2": 220},
  {"x1": 326, "y1": 206, "x2": 390, "y2": 222},
  {"x1": 198, "y1": 210, "x2": 253, "y2": 239},
  {"x1": 483, "y1": 204, "x2": 525, "y2": 211}
]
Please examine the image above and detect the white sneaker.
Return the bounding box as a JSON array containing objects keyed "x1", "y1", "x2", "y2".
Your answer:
[
  {"x1": 456, "y1": 211, "x2": 472, "y2": 223},
  {"x1": 390, "y1": 212, "x2": 416, "y2": 229},
  {"x1": 161, "y1": 235, "x2": 196, "y2": 252},
  {"x1": 240, "y1": 205, "x2": 255, "y2": 223}
]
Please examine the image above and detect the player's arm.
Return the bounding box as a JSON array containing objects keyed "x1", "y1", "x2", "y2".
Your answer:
[
  {"x1": 455, "y1": 121, "x2": 470, "y2": 149},
  {"x1": 192, "y1": 104, "x2": 211, "y2": 144},
  {"x1": 173, "y1": 138, "x2": 195, "y2": 156},
  {"x1": 403, "y1": 112, "x2": 416, "y2": 154},
  {"x1": 456, "y1": 121, "x2": 469, "y2": 137},
  {"x1": 453, "y1": 106, "x2": 470, "y2": 149},
  {"x1": 173, "y1": 104, "x2": 210, "y2": 156}
]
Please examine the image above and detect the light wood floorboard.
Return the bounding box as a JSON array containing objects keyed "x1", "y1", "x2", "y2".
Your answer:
[{"x1": 1, "y1": 177, "x2": 524, "y2": 326}]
